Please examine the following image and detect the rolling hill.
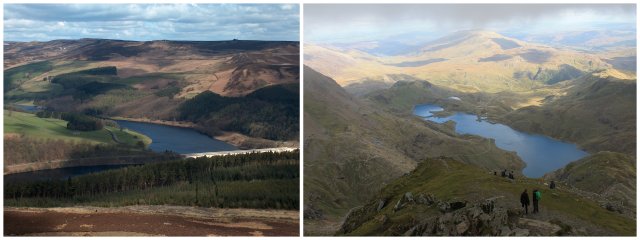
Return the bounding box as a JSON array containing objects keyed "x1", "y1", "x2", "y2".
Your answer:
[
  {"x1": 4, "y1": 39, "x2": 299, "y2": 97},
  {"x1": 305, "y1": 30, "x2": 634, "y2": 94},
  {"x1": 499, "y1": 71, "x2": 636, "y2": 155},
  {"x1": 4, "y1": 39, "x2": 300, "y2": 144}
]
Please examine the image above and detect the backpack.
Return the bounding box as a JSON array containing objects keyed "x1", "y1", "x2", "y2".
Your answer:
[{"x1": 535, "y1": 191, "x2": 541, "y2": 200}]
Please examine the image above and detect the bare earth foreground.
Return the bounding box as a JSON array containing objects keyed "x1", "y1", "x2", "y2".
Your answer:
[{"x1": 4, "y1": 205, "x2": 299, "y2": 236}]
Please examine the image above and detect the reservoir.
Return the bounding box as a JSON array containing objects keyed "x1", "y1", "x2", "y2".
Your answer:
[
  {"x1": 4, "y1": 165, "x2": 133, "y2": 183},
  {"x1": 115, "y1": 120, "x2": 238, "y2": 154},
  {"x1": 414, "y1": 104, "x2": 589, "y2": 177},
  {"x1": 4, "y1": 120, "x2": 239, "y2": 182}
]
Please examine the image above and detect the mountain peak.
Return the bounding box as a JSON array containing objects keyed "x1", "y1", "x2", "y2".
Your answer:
[
  {"x1": 454, "y1": 29, "x2": 504, "y2": 38},
  {"x1": 418, "y1": 29, "x2": 521, "y2": 54}
]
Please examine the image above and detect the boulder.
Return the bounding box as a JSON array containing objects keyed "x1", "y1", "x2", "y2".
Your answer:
[
  {"x1": 603, "y1": 202, "x2": 623, "y2": 213},
  {"x1": 518, "y1": 218, "x2": 562, "y2": 235},
  {"x1": 410, "y1": 200, "x2": 513, "y2": 236},
  {"x1": 481, "y1": 199, "x2": 495, "y2": 213},
  {"x1": 417, "y1": 193, "x2": 436, "y2": 205},
  {"x1": 404, "y1": 192, "x2": 414, "y2": 202},
  {"x1": 456, "y1": 221, "x2": 469, "y2": 235},
  {"x1": 499, "y1": 226, "x2": 512, "y2": 236},
  {"x1": 377, "y1": 199, "x2": 386, "y2": 212},
  {"x1": 512, "y1": 228, "x2": 530, "y2": 236},
  {"x1": 437, "y1": 201, "x2": 451, "y2": 213}
]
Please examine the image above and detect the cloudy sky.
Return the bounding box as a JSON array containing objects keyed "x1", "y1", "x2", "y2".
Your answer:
[
  {"x1": 305, "y1": 4, "x2": 636, "y2": 43},
  {"x1": 4, "y1": 4, "x2": 299, "y2": 42}
]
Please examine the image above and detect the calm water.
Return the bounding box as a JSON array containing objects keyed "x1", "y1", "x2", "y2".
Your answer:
[
  {"x1": 5, "y1": 121, "x2": 238, "y2": 181},
  {"x1": 414, "y1": 104, "x2": 589, "y2": 178},
  {"x1": 11, "y1": 104, "x2": 41, "y2": 112},
  {"x1": 115, "y1": 120, "x2": 237, "y2": 154},
  {"x1": 4, "y1": 165, "x2": 133, "y2": 183}
]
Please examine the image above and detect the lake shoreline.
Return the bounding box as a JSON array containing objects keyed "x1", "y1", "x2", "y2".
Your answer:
[
  {"x1": 414, "y1": 103, "x2": 590, "y2": 178},
  {"x1": 110, "y1": 116, "x2": 299, "y2": 150}
]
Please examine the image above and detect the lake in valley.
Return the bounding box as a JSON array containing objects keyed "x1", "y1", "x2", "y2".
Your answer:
[{"x1": 414, "y1": 103, "x2": 589, "y2": 177}]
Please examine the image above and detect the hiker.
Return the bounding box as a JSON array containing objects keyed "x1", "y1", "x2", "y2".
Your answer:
[
  {"x1": 501, "y1": 169, "x2": 507, "y2": 177},
  {"x1": 494, "y1": 171, "x2": 497, "y2": 176},
  {"x1": 532, "y1": 189, "x2": 541, "y2": 214},
  {"x1": 550, "y1": 181, "x2": 556, "y2": 189},
  {"x1": 508, "y1": 171, "x2": 514, "y2": 179},
  {"x1": 520, "y1": 189, "x2": 530, "y2": 214}
]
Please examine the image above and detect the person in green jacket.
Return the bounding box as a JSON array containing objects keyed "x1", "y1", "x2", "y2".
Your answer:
[{"x1": 532, "y1": 189, "x2": 541, "y2": 213}]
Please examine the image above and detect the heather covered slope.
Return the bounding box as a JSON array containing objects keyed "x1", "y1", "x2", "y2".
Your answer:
[
  {"x1": 4, "y1": 39, "x2": 299, "y2": 97},
  {"x1": 4, "y1": 39, "x2": 300, "y2": 143}
]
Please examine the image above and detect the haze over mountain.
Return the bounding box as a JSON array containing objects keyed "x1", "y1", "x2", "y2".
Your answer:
[{"x1": 305, "y1": 30, "x2": 634, "y2": 93}]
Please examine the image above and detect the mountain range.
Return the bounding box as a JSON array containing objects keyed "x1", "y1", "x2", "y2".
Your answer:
[{"x1": 305, "y1": 30, "x2": 635, "y2": 93}]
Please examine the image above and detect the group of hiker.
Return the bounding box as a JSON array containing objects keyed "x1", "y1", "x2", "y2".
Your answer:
[
  {"x1": 492, "y1": 169, "x2": 558, "y2": 215},
  {"x1": 520, "y1": 189, "x2": 542, "y2": 214},
  {"x1": 494, "y1": 169, "x2": 515, "y2": 179}
]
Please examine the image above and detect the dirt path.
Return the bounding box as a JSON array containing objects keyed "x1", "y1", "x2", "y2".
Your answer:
[{"x1": 4, "y1": 206, "x2": 299, "y2": 236}]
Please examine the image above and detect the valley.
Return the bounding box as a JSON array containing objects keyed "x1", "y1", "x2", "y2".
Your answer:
[
  {"x1": 3, "y1": 39, "x2": 301, "y2": 236},
  {"x1": 303, "y1": 26, "x2": 636, "y2": 236},
  {"x1": 2, "y1": 3, "x2": 301, "y2": 236}
]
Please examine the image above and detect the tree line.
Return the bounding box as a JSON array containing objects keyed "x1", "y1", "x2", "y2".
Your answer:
[
  {"x1": 179, "y1": 83, "x2": 299, "y2": 141},
  {"x1": 37, "y1": 110, "x2": 105, "y2": 131},
  {"x1": 4, "y1": 135, "x2": 175, "y2": 166},
  {"x1": 5, "y1": 150, "x2": 300, "y2": 210}
]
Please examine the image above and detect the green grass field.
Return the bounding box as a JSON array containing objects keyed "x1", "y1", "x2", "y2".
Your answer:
[{"x1": 4, "y1": 110, "x2": 151, "y2": 147}]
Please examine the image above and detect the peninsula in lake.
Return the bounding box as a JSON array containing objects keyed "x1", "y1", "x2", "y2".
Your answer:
[
  {"x1": 303, "y1": 4, "x2": 636, "y2": 236},
  {"x1": 3, "y1": 4, "x2": 300, "y2": 236}
]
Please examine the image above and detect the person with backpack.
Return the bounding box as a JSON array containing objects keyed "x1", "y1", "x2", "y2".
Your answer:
[
  {"x1": 532, "y1": 189, "x2": 541, "y2": 213},
  {"x1": 520, "y1": 189, "x2": 530, "y2": 214},
  {"x1": 550, "y1": 181, "x2": 556, "y2": 189}
]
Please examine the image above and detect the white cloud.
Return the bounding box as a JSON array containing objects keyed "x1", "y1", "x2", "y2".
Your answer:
[{"x1": 4, "y1": 4, "x2": 299, "y2": 42}]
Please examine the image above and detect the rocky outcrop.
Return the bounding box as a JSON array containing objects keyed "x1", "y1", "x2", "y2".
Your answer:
[
  {"x1": 403, "y1": 197, "x2": 527, "y2": 236},
  {"x1": 338, "y1": 189, "x2": 601, "y2": 236}
]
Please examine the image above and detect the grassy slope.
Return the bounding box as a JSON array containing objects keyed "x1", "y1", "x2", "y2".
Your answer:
[
  {"x1": 501, "y1": 73, "x2": 636, "y2": 155},
  {"x1": 545, "y1": 151, "x2": 636, "y2": 207},
  {"x1": 344, "y1": 157, "x2": 635, "y2": 236},
  {"x1": 4, "y1": 110, "x2": 150, "y2": 147},
  {"x1": 4, "y1": 61, "x2": 53, "y2": 91}
]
